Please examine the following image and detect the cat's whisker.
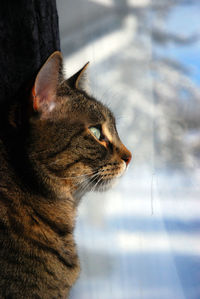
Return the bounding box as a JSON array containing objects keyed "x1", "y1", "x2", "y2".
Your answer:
[
  {"x1": 49, "y1": 169, "x2": 95, "y2": 181},
  {"x1": 59, "y1": 173, "x2": 92, "y2": 180},
  {"x1": 89, "y1": 172, "x2": 104, "y2": 193},
  {"x1": 74, "y1": 178, "x2": 91, "y2": 195},
  {"x1": 57, "y1": 169, "x2": 101, "y2": 181},
  {"x1": 93, "y1": 176, "x2": 104, "y2": 192},
  {"x1": 77, "y1": 180, "x2": 91, "y2": 194},
  {"x1": 76, "y1": 172, "x2": 101, "y2": 194},
  {"x1": 78, "y1": 172, "x2": 99, "y2": 188},
  {"x1": 61, "y1": 171, "x2": 101, "y2": 195}
]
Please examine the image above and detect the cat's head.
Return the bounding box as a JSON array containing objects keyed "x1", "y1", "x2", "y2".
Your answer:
[{"x1": 28, "y1": 51, "x2": 131, "y2": 200}]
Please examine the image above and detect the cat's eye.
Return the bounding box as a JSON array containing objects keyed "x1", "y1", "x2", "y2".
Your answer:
[{"x1": 89, "y1": 126, "x2": 101, "y2": 140}]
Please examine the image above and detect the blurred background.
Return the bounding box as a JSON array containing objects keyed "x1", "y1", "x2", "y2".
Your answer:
[{"x1": 57, "y1": 1, "x2": 200, "y2": 298}]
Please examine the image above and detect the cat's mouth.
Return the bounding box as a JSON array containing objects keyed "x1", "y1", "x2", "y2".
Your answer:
[
  {"x1": 86, "y1": 161, "x2": 126, "y2": 192},
  {"x1": 68, "y1": 162, "x2": 126, "y2": 197}
]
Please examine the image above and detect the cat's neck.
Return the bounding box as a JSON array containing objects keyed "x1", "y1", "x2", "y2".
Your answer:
[
  {"x1": 0, "y1": 129, "x2": 78, "y2": 216},
  {"x1": 0, "y1": 141, "x2": 77, "y2": 236}
]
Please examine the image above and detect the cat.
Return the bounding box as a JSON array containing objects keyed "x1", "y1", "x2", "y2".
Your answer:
[{"x1": 0, "y1": 51, "x2": 131, "y2": 299}]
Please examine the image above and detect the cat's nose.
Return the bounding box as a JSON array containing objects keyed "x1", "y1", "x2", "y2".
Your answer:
[
  {"x1": 121, "y1": 150, "x2": 132, "y2": 166},
  {"x1": 122, "y1": 154, "x2": 132, "y2": 166},
  {"x1": 117, "y1": 141, "x2": 132, "y2": 167}
]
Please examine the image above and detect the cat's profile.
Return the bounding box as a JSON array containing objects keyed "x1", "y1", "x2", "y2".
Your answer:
[{"x1": 0, "y1": 51, "x2": 131, "y2": 298}]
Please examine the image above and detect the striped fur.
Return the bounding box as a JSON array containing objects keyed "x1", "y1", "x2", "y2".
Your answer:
[{"x1": 0, "y1": 52, "x2": 131, "y2": 298}]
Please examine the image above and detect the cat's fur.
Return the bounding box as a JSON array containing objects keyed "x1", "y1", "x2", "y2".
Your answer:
[{"x1": 0, "y1": 52, "x2": 131, "y2": 298}]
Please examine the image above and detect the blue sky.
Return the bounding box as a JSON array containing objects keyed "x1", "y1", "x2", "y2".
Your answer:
[{"x1": 156, "y1": 3, "x2": 200, "y2": 85}]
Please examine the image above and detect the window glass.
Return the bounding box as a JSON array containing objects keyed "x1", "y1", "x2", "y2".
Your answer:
[{"x1": 57, "y1": 1, "x2": 200, "y2": 298}]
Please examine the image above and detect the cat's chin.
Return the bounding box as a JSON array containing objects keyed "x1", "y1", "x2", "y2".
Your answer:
[{"x1": 94, "y1": 178, "x2": 119, "y2": 192}]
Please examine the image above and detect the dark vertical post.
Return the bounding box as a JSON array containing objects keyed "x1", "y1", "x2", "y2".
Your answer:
[{"x1": 0, "y1": 0, "x2": 60, "y2": 104}]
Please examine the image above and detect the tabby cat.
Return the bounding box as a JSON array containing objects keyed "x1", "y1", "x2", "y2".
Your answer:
[{"x1": 0, "y1": 51, "x2": 131, "y2": 298}]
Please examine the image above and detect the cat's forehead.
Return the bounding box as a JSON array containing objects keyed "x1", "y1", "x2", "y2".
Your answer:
[
  {"x1": 86, "y1": 99, "x2": 114, "y2": 123},
  {"x1": 68, "y1": 93, "x2": 115, "y2": 126}
]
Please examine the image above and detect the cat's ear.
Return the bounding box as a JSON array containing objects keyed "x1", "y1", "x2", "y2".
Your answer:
[
  {"x1": 31, "y1": 51, "x2": 62, "y2": 113},
  {"x1": 67, "y1": 62, "x2": 89, "y2": 90}
]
